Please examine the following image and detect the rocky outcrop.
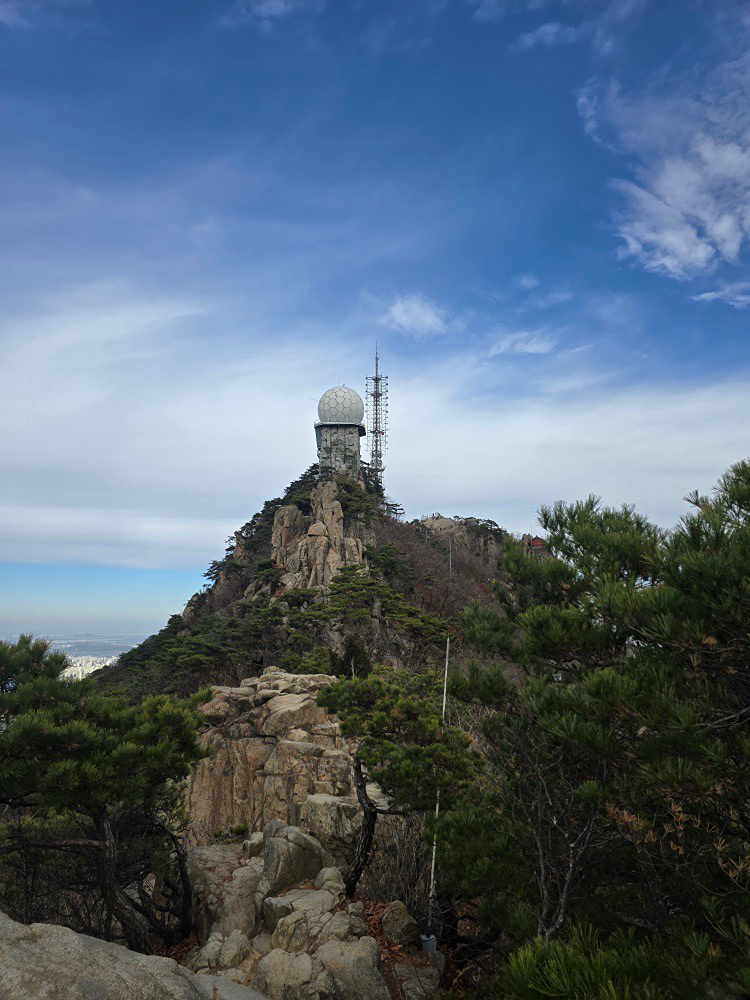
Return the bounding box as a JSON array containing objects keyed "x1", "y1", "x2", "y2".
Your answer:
[
  {"x1": 185, "y1": 821, "x2": 442, "y2": 1000},
  {"x1": 0, "y1": 909, "x2": 267, "y2": 1000},
  {"x1": 382, "y1": 900, "x2": 420, "y2": 949},
  {"x1": 185, "y1": 669, "x2": 360, "y2": 861},
  {"x1": 419, "y1": 514, "x2": 504, "y2": 567},
  {"x1": 269, "y1": 481, "x2": 375, "y2": 591},
  {"x1": 183, "y1": 671, "x2": 443, "y2": 998}
]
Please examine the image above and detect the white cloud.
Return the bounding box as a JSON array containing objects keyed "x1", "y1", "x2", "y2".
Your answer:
[
  {"x1": 579, "y1": 38, "x2": 750, "y2": 281},
  {"x1": 224, "y1": 0, "x2": 324, "y2": 24},
  {"x1": 611, "y1": 179, "x2": 719, "y2": 280},
  {"x1": 488, "y1": 329, "x2": 556, "y2": 355},
  {"x1": 515, "y1": 272, "x2": 540, "y2": 290},
  {"x1": 387, "y1": 372, "x2": 750, "y2": 535},
  {"x1": 0, "y1": 0, "x2": 88, "y2": 29},
  {"x1": 521, "y1": 289, "x2": 573, "y2": 310},
  {"x1": 505, "y1": 0, "x2": 647, "y2": 54},
  {"x1": 510, "y1": 21, "x2": 582, "y2": 52},
  {"x1": 380, "y1": 293, "x2": 449, "y2": 337},
  {"x1": 691, "y1": 281, "x2": 750, "y2": 309},
  {"x1": 0, "y1": 281, "x2": 361, "y2": 569},
  {"x1": 468, "y1": 0, "x2": 552, "y2": 23},
  {"x1": 1, "y1": 278, "x2": 747, "y2": 570}
]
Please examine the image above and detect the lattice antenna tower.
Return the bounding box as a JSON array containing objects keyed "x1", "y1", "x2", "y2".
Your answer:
[{"x1": 365, "y1": 347, "x2": 388, "y2": 490}]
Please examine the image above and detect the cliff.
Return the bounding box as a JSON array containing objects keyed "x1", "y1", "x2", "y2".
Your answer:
[
  {"x1": 270, "y1": 480, "x2": 375, "y2": 591},
  {"x1": 185, "y1": 668, "x2": 364, "y2": 861}
]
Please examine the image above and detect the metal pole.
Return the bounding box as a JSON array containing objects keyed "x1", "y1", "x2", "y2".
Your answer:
[{"x1": 427, "y1": 636, "x2": 450, "y2": 934}]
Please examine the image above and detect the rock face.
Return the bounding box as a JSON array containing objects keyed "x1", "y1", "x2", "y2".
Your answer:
[
  {"x1": 419, "y1": 514, "x2": 504, "y2": 567},
  {"x1": 0, "y1": 909, "x2": 267, "y2": 1000},
  {"x1": 185, "y1": 820, "x2": 440, "y2": 1000},
  {"x1": 184, "y1": 672, "x2": 444, "y2": 998},
  {"x1": 185, "y1": 669, "x2": 360, "y2": 860},
  {"x1": 269, "y1": 481, "x2": 375, "y2": 590}
]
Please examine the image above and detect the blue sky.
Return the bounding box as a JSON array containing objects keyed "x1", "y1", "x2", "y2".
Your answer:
[{"x1": 1, "y1": 0, "x2": 748, "y2": 634}]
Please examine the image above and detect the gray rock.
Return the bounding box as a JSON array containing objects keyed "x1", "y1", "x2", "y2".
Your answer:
[
  {"x1": 255, "y1": 823, "x2": 333, "y2": 906},
  {"x1": 301, "y1": 794, "x2": 360, "y2": 860},
  {"x1": 313, "y1": 866, "x2": 346, "y2": 895},
  {"x1": 262, "y1": 887, "x2": 335, "y2": 932},
  {"x1": 251, "y1": 932, "x2": 273, "y2": 958},
  {"x1": 394, "y1": 955, "x2": 443, "y2": 1000},
  {"x1": 316, "y1": 937, "x2": 390, "y2": 1000},
  {"x1": 0, "y1": 909, "x2": 268, "y2": 1000},
  {"x1": 285, "y1": 888, "x2": 335, "y2": 915},
  {"x1": 271, "y1": 901, "x2": 366, "y2": 955},
  {"x1": 219, "y1": 930, "x2": 253, "y2": 969},
  {"x1": 346, "y1": 901, "x2": 369, "y2": 939},
  {"x1": 243, "y1": 832, "x2": 264, "y2": 858},
  {"x1": 381, "y1": 900, "x2": 419, "y2": 948},
  {"x1": 271, "y1": 910, "x2": 311, "y2": 953},
  {"x1": 262, "y1": 895, "x2": 295, "y2": 932},
  {"x1": 253, "y1": 949, "x2": 336, "y2": 1000},
  {"x1": 214, "y1": 861, "x2": 263, "y2": 939},
  {"x1": 311, "y1": 911, "x2": 357, "y2": 950},
  {"x1": 190, "y1": 931, "x2": 224, "y2": 972}
]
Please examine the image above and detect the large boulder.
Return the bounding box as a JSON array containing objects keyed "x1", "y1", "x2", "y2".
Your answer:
[
  {"x1": 271, "y1": 902, "x2": 368, "y2": 955},
  {"x1": 300, "y1": 794, "x2": 360, "y2": 863},
  {"x1": 270, "y1": 481, "x2": 375, "y2": 590},
  {"x1": 254, "y1": 937, "x2": 391, "y2": 1000},
  {"x1": 394, "y1": 954, "x2": 445, "y2": 1000},
  {"x1": 254, "y1": 822, "x2": 333, "y2": 905},
  {"x1": 315, "y1": 938, "x2": 391, "y2": 1000},
  {"x1": 253, "y1": 950, "x2": 336, "y2": 1000},
  {"x1": 188, "y1": 845, "x2": 263, "y2": 943},
  {"x1": 0, "y1": 909, "x2": 267, "y2": 1000},
  {"x1": 381, "y1": 900, "x2": 420, "y2": 949}
]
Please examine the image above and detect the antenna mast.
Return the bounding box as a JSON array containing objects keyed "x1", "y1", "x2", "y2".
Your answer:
[{"x1": 365, "y1": 347, "x2": 388, "y2": 491}]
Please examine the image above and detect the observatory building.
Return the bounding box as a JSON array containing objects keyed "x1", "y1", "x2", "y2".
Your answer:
[{"x1": 315, "y1": 386, "x2": 366, "y2": 479}]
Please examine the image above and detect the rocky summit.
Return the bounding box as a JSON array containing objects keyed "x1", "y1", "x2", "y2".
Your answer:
[
  {"x1": 186, "y1": 667, "x2": 363, "y2": 858},
  {"x1": 184, "y1": 816, "x2": 442, "y2": 1000},
  {"x1": 182, "y1": 667, "x2": 440, "y2": 998}
]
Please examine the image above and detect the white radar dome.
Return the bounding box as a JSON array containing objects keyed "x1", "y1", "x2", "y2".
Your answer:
[{"x1": 317, "y1": 386, "x2": 365, "y2": 424}]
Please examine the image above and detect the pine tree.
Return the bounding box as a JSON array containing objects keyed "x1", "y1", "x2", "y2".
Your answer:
[
  {"x1": 319, "y1": 661, "x2": 474, "y2": 896},
  {"x1": 439, "y1": 461, "x2": 750, "y2": 995},
  {"x1": 0, "y1": 635, "x2": 207, "y2": 953}
]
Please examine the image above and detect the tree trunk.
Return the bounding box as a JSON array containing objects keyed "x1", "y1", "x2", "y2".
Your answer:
[
  {"x1": 345, "y1": 755, "x2": 378, "y2": 898},
  {"x1": 93, "y1": 811, "x2": 152, "y2": 953}
]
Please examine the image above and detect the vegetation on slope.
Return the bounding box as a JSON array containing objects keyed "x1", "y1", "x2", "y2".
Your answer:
[
  {"x1": 323, "y1": 459, "x2": 750, "y2": 998},
  {"x1": 97, "y1": 467, "x2": 497, "y2": 700}
]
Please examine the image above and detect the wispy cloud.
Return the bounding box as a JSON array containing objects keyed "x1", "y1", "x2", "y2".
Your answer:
[
  {"x1": 469, "y1": 0, "x2": 551, "y2": 24},
  {"x1": 578, "y1": 24, "x2": 750, "y2": 282},
  {"x1": 0, "y1": 0, "x2": 88, "y2": 29},
  {"x1": 0, "y1": 281, "x2": 359, "y2": 569},
  {"x1": 519, "y1": 288, "x2": 573, "y2": 311},
  {"x1": 515, "y1": 272, "x2": 540, "y2": 290},
  {"x1": 691, "y1": 281, "x2": 750, "y2": 310},
  {"x1": 380, "y1": 293, "x2": 451, "y2": 338},
  {"x1": 510, "y1": 21, "x2": 583, "y2": 52},
  {"x1": 488, "y1": 328, "x2": 556, "y2": 355},
  {"x1": 389, "y1": 370, "x2": 750, "y2": 533},
  {"x1": 506, "y1": 0, "x2": 647, "y2": 55},
  {"x1": 223, "y1": 0, "x2": 324, "y2": 27}
]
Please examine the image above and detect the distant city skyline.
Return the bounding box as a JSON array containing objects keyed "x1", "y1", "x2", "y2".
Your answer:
[{"x1": 1, "y1": 1, "x2": 748, "y2": 632}]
